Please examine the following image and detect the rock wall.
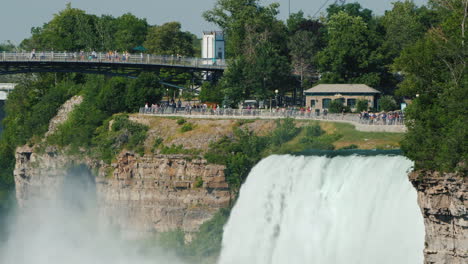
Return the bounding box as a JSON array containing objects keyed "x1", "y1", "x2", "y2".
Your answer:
[
  {"x1": 14, "y1": 146, "x2": 230, "y2": 239},
  {"x1": 409, "y1": 171, "x2": 467, "y2": 264}
]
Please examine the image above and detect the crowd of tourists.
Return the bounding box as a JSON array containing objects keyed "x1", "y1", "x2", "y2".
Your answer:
[
  {"x1": 359, "y1": 111, "x2": 404, "y2": 125},
  {"x1": 27, "y1": 49, "x2": 138, "y2": 61},
  {"x1": 140, "y1": 101, "x2": 405, "y2": 126}
]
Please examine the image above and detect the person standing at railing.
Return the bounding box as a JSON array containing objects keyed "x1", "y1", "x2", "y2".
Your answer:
[
  {"x1": 30, "y1": 49, "x2": 36, "y2": 60},
  {"x1": 40, "y1": 51, "x2": 45, "y2": 60}
]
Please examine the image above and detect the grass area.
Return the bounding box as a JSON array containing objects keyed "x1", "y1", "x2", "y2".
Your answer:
[
  {"x1": 135, "y1": 116, "x2": 403, "y2": 156},
  {"x1": 320, "y1": 122, "x2": 403, "y2": 149}
]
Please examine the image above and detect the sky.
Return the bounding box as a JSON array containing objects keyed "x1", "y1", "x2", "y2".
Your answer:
[{"x1": 1, "y1": 0, "x2": 428, "y2": 44}]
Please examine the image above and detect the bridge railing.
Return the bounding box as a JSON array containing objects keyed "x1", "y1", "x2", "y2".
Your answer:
[
  {"x1": 138, "y1": 107, "x2": 405, "y2": 126},
  {"x1": 1, "y1": 51, "x2": 227, "y2": 70}
]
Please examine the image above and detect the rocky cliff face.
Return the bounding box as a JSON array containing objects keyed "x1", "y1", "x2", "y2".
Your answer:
[
  {"x1": 409, "y1": 171, "x2": 467, "y2": 264},
  {"x1": 14, "y1": 146, "x2": 230, "y2": 239}
]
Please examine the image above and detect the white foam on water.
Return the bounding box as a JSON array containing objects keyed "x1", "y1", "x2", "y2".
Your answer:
[{"x1": 218, "y1": 155, "x2": 425, "y2": 264}]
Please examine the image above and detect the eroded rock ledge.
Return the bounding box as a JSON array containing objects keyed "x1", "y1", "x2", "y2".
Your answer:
[
  {"x1": 14, "y1": 146, "x2": 230, "y2": 239},
  {"x1": 409, "y1": 171, "x2": 467, "y2": 264}
]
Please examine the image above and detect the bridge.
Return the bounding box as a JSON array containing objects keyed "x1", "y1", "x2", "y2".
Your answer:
[{"x1": 0, "y1": 51, "x2": 227, "y2": 78}]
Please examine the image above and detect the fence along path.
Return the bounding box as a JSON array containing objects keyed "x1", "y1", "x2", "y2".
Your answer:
[{"x1": 138, "y1": 107, "x2": 407, "y2": 133}]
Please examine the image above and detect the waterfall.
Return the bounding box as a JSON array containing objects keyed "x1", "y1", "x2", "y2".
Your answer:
[
  {"x1": 218, "y1": 155, "x2": 424, "y2": 264},
  {"x1": 0, "y1": 100, "x2": 5, "y2": 135}
]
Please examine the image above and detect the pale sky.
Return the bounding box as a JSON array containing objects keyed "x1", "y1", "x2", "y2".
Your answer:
[{"x1": 1, "y1": 0, "x2": 428, "y2": 44}]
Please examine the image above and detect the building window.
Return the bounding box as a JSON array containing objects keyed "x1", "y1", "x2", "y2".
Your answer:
[
  {"x1": 322, "y1": 98, "x2": 331, "y2": 109},
  {"x1": 347, "y1": 99, "x2": 356, "y2": 107},
  {"x1": 310, "y1": 100, "x2": 316, "y2": 107},
  {"x1": 218, "y1": 51, "x2": 223, "y2": 59},
  {"x1": 336, "y1": 98, "x2": 345, "y2": 105}
]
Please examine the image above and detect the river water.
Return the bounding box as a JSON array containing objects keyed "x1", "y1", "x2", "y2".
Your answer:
[{"x1": 218, "y1": 155, "x2": 425, "y2": 264}]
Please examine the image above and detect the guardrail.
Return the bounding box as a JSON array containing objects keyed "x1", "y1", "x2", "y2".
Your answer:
[
  {"x1": 138, "y1": 107, "x2": 405, "y2": 126},
  {"x1": 1, "y1": 51, "x2": 227, "y2": 70}
]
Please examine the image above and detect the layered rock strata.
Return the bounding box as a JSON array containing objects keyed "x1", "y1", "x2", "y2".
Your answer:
[
  {"x1": 14, "y1": 146, "x2": 230, "y2": 239},
  {"x1": 409, "y1": 171, "x2": 467, "y2": 264}
]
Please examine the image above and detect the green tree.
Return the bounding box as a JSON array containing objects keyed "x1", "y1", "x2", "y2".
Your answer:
[
  {"x1": 199, "y1": 82, "x2": 223, "y2": 103},
  {"x1": 328, "y1": 99, "x2": 350, "y2": 113},
  {"x1": 125, "y1": 72, "x2": 163, "y2": 111},
  {"x1": 113, "y1": 13, "x2": 148, "y2": 51},
  {"x1": 203, "y1": 0, "x2": 285, "y2": 57},
  {"x1": 288, "y1": 30, "x2": 321, "y2": 96},
  {"x1": 205, "y1": 0, "x2": 290, "y2": 105},
  {"x1": 355, "y1": 99, "x2": 369, "y2": 112},
  {"x1": 381, "y1": 1, "x2": 427, "y2": 59},
  {"x1": 95, "y1": 15, "x2": 118, "y2": 51},
  {"x1": 326, "y1": 2, "x2": 373, "y2": 23},
  {"x1": 0, "y1": 41, "x2": 15, "y2": 52},
  {"x1": 394, "y1": 0, "x2": 468, "y2": 173},
  {"x1": 378, "y1": 95, "x2": 398, "y2": 111},
  {"x1": 144, "y1": 22, "x2": 195, "y2": 56},
  {"x1": 318, "y1": 11, "x2": 379, "y2": 86},
  {"x1": 21, "y1": 3, "x2": 98, "y2": 51}
]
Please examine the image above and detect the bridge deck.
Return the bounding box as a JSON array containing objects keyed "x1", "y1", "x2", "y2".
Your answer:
[{"x1": 0, "y1": 51, "x2": 227, "y2": 76}]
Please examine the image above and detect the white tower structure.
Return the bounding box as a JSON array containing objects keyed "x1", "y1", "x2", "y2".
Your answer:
[{"x1": 202, "y1": 31, "x2": 225, "y2": 60}]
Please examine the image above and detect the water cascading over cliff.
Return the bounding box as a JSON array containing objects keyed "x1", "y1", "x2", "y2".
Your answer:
[{"x1": 218, "y1": 155, "x2": 425, "y2": 264}]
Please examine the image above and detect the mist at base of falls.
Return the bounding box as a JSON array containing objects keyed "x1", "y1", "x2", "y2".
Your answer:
[
  {"x1": 0, "y1": 165, "x2": 186, "y2": 264},
  {"x1": 218, "y1": 155, "x2": 425, "y2": 264}
]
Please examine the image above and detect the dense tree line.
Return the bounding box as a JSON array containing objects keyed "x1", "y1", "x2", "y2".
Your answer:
[{"x1": 19, "y1": 3, "x2": 198, "y2": 56}]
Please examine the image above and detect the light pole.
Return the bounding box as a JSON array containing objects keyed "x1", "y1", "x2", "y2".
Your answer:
[{"x1": 275, "y1": 89, "x2": 279, "y2": 108}]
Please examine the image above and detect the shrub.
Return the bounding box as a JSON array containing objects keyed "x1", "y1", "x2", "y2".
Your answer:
[
  {"x1": 151, "y1": 137, "x2": 163, "y2": 152},
  {"x1": 271, "y1": 118, "x2": 300, "y2": 146},
  {"x1": 340, "y1": 144, "x2": 358, "y2": 150},
  {"x1": 329, "y1": 99, "x2": 350, "y2": 113},
  {"x1": 187, "y1": 208, "x2": 230, "y2": 258},
  {"x1": 355, "y1": 99, "x2": 369, "y2": 112},
  {"x1": 300, "y1": 123, "x2": 325, "y2": 143},
  {"x1": 379, "y1": 95, "x2": 398, "y2": 111},
  {"x1": 194, "y1": 177, "x2": 203, "y2": 188},
  {"x1": 176, "y1": 118, "x2": 186, "y2": 125},
  {"x1": 93, "y1": 114, "x2": 148, "y2": 163},
  {"x1": 180, "y1": 122, "x2": 194, "y2": 132},
  {"x1": 235, "y1": 119, "x2": 255, "y2": 126},
  {"x1": 160, "y1": 144, "x2": 201, "y2": 155}
]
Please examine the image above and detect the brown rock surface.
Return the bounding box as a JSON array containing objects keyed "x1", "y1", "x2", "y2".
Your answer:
[
  {"x1": 14, "y1": 147, "x2": 230, "y2": 239},
  {"x1": 409, "y1": 171, "x2": 467, "y2": 264}
]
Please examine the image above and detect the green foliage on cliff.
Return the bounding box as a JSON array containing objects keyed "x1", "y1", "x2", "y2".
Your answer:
[
  {"x1": 92, "y1": 114, "x2": 148, "y2": 163},
  {"x1": 0, "y1": 76, "x2": 79, "y2": 189},
  {"x1": 394, "y1": 1, "x2": 467, "y2": 173},
  {"x1": 156, "y1": 208, "x2": 230, "y2": 263},
  {"x1": 205, "y1": 119, "x2": 336, "y2": 190}
]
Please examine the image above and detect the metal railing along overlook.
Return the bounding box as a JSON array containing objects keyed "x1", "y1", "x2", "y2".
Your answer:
[{"x1": 139, "y1": 106, "x2": 405, "y2": 126}]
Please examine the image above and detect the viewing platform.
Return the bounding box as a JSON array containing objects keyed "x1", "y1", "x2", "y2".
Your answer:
[{"x1": 138, "y1": 107, "x2": 407, "y2": 133}]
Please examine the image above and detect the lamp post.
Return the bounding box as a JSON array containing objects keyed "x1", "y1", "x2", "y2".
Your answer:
[{"x1": 275, "y1": 89, "x2": 279, "y2": 108}]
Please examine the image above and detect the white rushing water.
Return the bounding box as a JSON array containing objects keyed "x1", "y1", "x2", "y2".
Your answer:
[{"x1": 218, "y1": 155, "x2": 425, "y2": 264}]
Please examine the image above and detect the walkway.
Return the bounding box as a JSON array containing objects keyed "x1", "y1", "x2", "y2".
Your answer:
[
  {"x1": 0, "y1": 51, "x2": 227, "y2": 76},
  {"x1": 138, "y1": 107, "x2": 407, "y2": 133}
]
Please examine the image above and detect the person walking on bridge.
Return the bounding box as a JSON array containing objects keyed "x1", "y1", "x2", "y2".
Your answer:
[{"x1": 30, "y1": 49, "x2": 36, "y2": 60}]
